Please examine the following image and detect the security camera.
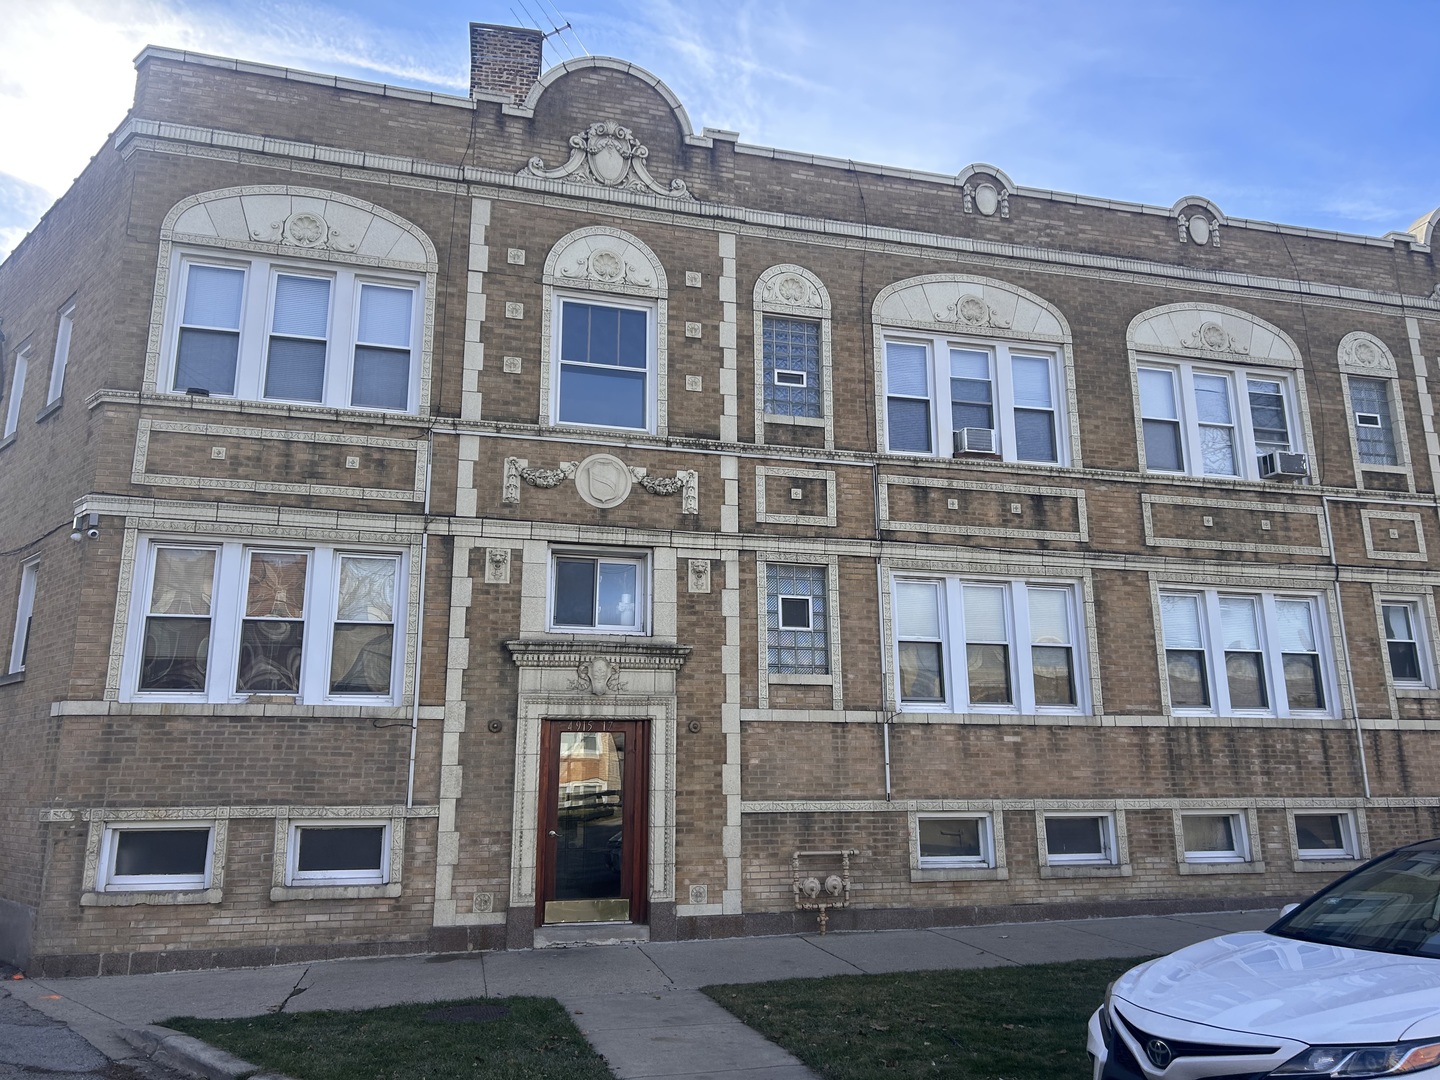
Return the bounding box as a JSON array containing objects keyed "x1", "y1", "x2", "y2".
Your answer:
[{"x1": 86, "y1": 526, "x2": 100, "y2": 539}]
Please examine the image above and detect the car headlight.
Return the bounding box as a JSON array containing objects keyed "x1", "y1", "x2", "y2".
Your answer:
[{"x1": 1272, "y1": 1040, "x2": 1440, "y2": 1077}]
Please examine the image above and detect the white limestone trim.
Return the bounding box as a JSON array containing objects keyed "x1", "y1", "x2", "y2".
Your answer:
[
  {"x1": 752, "y1": 264, "x2": 834, "y2": 449},
  {"x1": 755, "y1": 466, "x2": 837, "y2": 527},
  {"x1": 1126, "y1": 303, "x2": 1318, "y2": 479},
  {"x1": 739, "y1": 708, "x2": 1383, "y2": 730},
  {"x1": 1170, "y1": 806, "x2": 1266, "y2": 876},
  {"x1": 145, "y1": 185, "x2": 438, "y2": 412},
  {"x1": 113, "y1": 124, "x2": 1440, "y2": 316},
  {"x1": 103, "y1": 520, "x2": 424, "y2": 706},
  {"x1": 1170, "y1": 195, "x2": 1228, "y2": 225},
  {"x1": 1360, "y1": 510, "x2": 1428, "y2": 563},
  {"x1": 876, "y1": 560, "x2": 1103, "y2": 719},
  {"x1": 719, "y1": 234, "x2": 738, "y2": 443},
  {"x1": 1035, "y1": 807, "x2": 1131, "y2": 879},
  {"x1": 1146, "y1": 573, "x2": 1355, "y2": 722},
  {"x1": 270, "y1": 814, "x2": 406, "y2": 901},
  {"x1": 539, "y1": 226, "x2": 669, "y2": 437},
  {"x1": 507, "y1": 697, "x2": 678, "y2": 911},
  {"x1": 1410, "y1": 207, "x2": 1440, "y2": 248},
  {"x1": 79, "y1": 815, "x2": 226, "y2": 907},
  {"x1": 908, "y1": 804, "x2": 1009, "y2": 882},
  {"x1": 1369, "y1": 584, "x2": 1440, "y2": 720},
  {"x1": 131, "y1": 419, "x2": 427, "y2": 502},
  {"x1": 1284, "y1": 806, "x2": 1370, "y2": 872},
  {"x1": 1336, "y1": 347, "x2": 1416, "y2": 495},
  {"x1": 722, "y1": 549, "x2": 742, "y2": 914},
  {"x1": 1404, "y1": 318, "x2": 1440, "y2": 489},
  {"x1": 755, "y1": 553, "x2": 843, "y2": 711},
  {"x1": 505, "y1": 57, "x2": 704, "y2": 147},
  {"x1": 738, "y1": 796, "x2": 1426, "y2": 812},
  {"x1": 1140, "y1": 494, "x2": 1329, "y2": 556},
  {"x1": 871, "y1": 273, "x2": 1081, "y2": 469},
  {"x1": 878, "y1": 474, "x2": 1088, "y2": 543},
  {"x1": 433, "y1": 539, "x2": 476, "y2": 927},
  {"x1": 461, "y1": 199, "x2": 491, "y2": 424}
]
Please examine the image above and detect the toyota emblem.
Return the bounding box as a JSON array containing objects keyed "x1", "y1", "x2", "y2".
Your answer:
[{"x1": 1145, "y1": 1038, "x2": 1174, "y2": 1069}]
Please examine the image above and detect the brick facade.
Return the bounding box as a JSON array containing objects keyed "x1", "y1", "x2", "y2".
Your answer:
[{"x1": 1, "y1": 26, "x2": 1439, "y2": 974}]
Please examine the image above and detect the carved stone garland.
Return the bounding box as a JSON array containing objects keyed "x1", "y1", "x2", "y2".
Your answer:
[
  {"x1": 503, "y1": 454, "x2": 698, "y2": 514},
  {"x1": 522, "y1": 119, "x2": 694, "y2": 200}
]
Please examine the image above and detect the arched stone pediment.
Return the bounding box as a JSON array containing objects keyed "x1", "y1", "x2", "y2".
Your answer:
[
  {"x1": 754, "y1": 264, "x2": 830, "y2": 314},
  {"x1": 543, "y1": 226, "x2": 667, "y2": 298},
  {"x1": 873, "y1": 274, "x2": 1067, "y2": 343},
  {"x1": 1128, "y1": 303, "x2": 1300, "y2": 367},
  {"x1": 1338, "y1": 331, "x2": 1398, "y2": 378},
  {"x1": 164, "y1": 187, "x2": 436, "y2": 270}
]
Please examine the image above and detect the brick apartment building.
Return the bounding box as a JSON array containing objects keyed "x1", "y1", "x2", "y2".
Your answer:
[{"x1": 2, "y1": 23, "x2": 1439, "y2": 976}]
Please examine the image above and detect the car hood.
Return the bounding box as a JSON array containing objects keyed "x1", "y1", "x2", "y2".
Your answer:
[{"x1": 1116, "y1": 932, "x2": 1440, "y2": 1044}]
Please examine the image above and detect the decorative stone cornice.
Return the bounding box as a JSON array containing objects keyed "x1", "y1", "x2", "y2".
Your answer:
[{"x1": 505, "y1": 640, "x2": 691, "y2": 670}]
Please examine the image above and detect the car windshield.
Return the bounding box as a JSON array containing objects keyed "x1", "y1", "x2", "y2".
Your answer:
[{"x1": 1272, "y1": 846, "x2": 1440, "y2": 958}]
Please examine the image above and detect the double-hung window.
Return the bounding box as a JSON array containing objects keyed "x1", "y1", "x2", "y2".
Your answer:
[
  {"x1": 126, "y1": 539, "x2": 405, "y2": 704},
  {"x1": 552, "y1": 298, "x2": 653, "y2": 432},
  {"x1": 9, "y1": 558, "x2": 38, "y2": 674},
  {"x1": 550, "y1": 551, "x2": 648, "y2": 633},
  {"x1": 763, "y1": 316, "x2": 822, "y2": 418},
  {"x1": 1381, "y1": 600, "x2": 1432, "y2": 688},
  {"x1": 3, "y1": 345, "x2": 30, "y2": 439},
  {"x1": 1350, "y1": 377, "x2": 1399, "y2": 466},
  {"x1": 47, "y1": 303, "x2": 74, "y2": 405},
  {"x1": 892, "y1": 577, "x2": 1085, "y2": 713},
  {"x1": 1137, "y1": 361, "x2": 1298, "y2": 479},
  {"x1": 1160, "y1": 589, "x2": 1331, "y2": 716},
  {"x1": 766, "y1": 564, "x2": 829, "y2": 674},
  {"x1": 883, "y1": 336, "x2": 1065, "y2": 463},
  {"x1": 167, "y1": 254, "x2": 421, "y2": 412}
]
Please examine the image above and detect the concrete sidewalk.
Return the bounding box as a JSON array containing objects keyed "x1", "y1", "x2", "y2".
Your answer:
[{"x1": 9, "y1": 909, "x2": 1279, "y2": 1080}]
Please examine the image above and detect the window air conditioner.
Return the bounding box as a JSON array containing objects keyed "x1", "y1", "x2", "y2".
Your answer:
[
  {"x1": 953, "y1": 427, "x2": 998, "y2": 456},
  {"x1": 1259, "y1": 451, "x2": 1309, "y2": 479}
]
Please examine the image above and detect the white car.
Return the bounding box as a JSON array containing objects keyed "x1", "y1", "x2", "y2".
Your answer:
[{"x1": 1088, "y1": 837, "x2": 1440, "y2": 1079}]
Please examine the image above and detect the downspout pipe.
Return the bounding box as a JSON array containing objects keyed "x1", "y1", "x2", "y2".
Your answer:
[
  {"x1": 874, "y1": 466, "x2": 892, "y2": 801},
  {"x1": 1321, "y1": 496, "x2": 1371, "y2": 800},
  {"x1": 405, "y1": 429, "x2": 434, "y2": 809}
]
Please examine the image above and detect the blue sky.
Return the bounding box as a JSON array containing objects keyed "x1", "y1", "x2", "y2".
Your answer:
[{"x1": 2, "y1": 0, "x2": 1437, "y2": 259}]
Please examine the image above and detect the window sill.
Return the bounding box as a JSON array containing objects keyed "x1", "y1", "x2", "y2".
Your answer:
[
  {"x1": 911, "y1": 866, "x2": 1008, "y2": 883},
  {"x1": 0, "y1": 433, "x2": 15, "y2": 453},
  {"x1": 1292, "y1": 857, "x2": 1363, "y2": 873},
  {"x1": 762, "y1": 413, "x2": 826, "y2": 428},
  {"x1": 81, "y1": 887, "x2": 221, "y2": 907},
  {"x1": 0, "y1": 671, "x2": 23, "y2": 687},
  {"x1": 768, "y1": 673, "x2": 833, "y2": 685},
  {"x1": 35, "y1": 399, "x2": 62, "y2": 423},
  {"x1": 1394, "y1": 687, "x2": 1440, "y2": 698},
  {"x1": 270, "y1": 883, "x2": 401, "y2": 901},
  {"x1": 1039, "y1": 863, "x2": 1131, "y2": 879},
  {"x1": 1178, "y1": 860, "x2": 1267, "y2": 876}
]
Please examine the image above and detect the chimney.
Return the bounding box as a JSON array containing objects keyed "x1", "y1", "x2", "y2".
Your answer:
[{"x1": 469, "y1": 23, "x2": 544, "y2": 101}]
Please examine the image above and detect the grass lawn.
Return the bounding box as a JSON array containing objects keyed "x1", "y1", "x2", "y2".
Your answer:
[
  {"x1": 703, "y1": 955, "x2": 1150, "y2": 1080},
  {"x1": 165, "y1": 997, "x2": 613, "y2": 1080}
]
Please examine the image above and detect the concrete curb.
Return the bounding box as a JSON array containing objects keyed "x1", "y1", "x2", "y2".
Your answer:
[{"x1": 120, "y1": 1025, "x2": 297, "y2": 1080}]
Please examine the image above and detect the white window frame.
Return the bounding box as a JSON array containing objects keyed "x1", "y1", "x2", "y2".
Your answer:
[
  {"x1": 47, "y1": 301, "x2": 75, "y2": 405},
  {"x1": 3, "y1": 344, "x2": 30, "y2": 438},
  {"x1": 548, "y1": 293, "x2": 658, "y2": 434},
  {"x1": 882, "y1": 333, "x2": 1068, "y2": 464},
  {"x1": 97, "y1": 821, "x2": 215, "y2": 893},
  {"x1": 1292, "y1": 810, "x2": 1359, "y2": 861},
  {"x1": 9, "y1": 557, "x2": 38, "y2": 674},
  {"x1": 1158, "y1": 589, "x2": 1336, "y2": 718},
  {"x1": 547, "y1": 550, "x2": 651, "y2": 635},
  {"x1": 121, "y1": 538, "x2": 407, "y2": 705},
  {"x1": 1178, "y1": 811, "x2": 1250, "y2": 863},
  {"x1": 161, "y1": 250, "x2": 424, "y2": 414},
  {"x1": 1136, "y1": 359, "x2": 1299, "y2": 480},
  {"x1": 285, "y1": 820, "x2": 391, "y2": 887},
  {"x1": 916, "y1": 813, "x2": 995, "y2": 869},
  {"x1": 892, "y1": 577, "x2": 1088, "y2": 715},
  {"x1": 1380, "y1": 597, "x2": 1434, "y2": 689},
  {"x1": 1040, "y1": 811, "x2": 1117, "y2": 867},
  {"x1": 777, "y1": 595, "x2": 814, "y2": 631}
]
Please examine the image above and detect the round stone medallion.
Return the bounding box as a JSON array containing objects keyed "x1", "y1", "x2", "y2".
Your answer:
[
  {"x1": 974, "y1": 183, "x2": 1000, "y2": 217},
  {"x1": 574, "y1": 453, "x2": 633, "y2": 508}
]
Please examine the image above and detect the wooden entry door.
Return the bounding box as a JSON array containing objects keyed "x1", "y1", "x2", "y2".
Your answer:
[{"x1": 537, "y1": 719, "x2": 649, "y2": 925}]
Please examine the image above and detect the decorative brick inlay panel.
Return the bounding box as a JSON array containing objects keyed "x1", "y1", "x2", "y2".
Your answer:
[
  {"x1": 1141, "y1": 494, "x2": 1327, "y2": 556},
  {"x1": 879, "y1": 475, "x2": 1087, "y2": 542}
]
